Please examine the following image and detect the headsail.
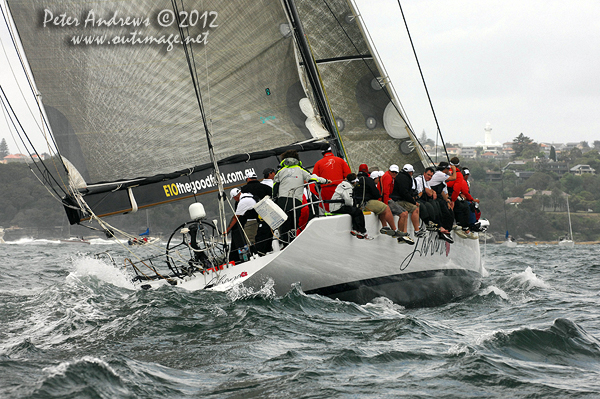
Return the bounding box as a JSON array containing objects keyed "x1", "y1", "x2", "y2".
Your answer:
[{"x1": 293, "y1": 0, "x2": 427, "y2": 172}]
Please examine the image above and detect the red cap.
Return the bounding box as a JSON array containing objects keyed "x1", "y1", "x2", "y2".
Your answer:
[{"x1": 358, "y1": 164, "x2": 369, "y2": 173}]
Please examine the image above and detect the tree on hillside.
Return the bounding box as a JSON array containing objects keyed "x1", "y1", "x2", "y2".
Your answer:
[
  {"x1": 551, "y1": 189, "x2": 564, "y2": 212},
  {"x1": 0, "y1": 138, "x2": 9, "y2": 159},
  {"x1": 419, "y1": 130, "x2": 434, "y2": 147},
  {"x1": 512, "y1": 133, "x2": 535, "y2": 158},
  {"x1": 560, "y1": 173, "x2": 583, "y2": 194},
  {"x1": 594, "y1": 140, "x2": 600, "y2": 150},
  {"x1": 563, "y1": 147, "x2": 583, "y2": 162},
  {"x1": 549, "y1": 146, "x2": 556, "y2": 161}
]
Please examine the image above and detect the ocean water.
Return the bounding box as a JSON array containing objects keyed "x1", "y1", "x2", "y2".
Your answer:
[{"x1": 1, "y1": 239, "x2": 600, "y2": 398}]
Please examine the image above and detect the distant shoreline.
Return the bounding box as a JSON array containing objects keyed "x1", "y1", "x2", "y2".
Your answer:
[{"x1": 492, "y1": 241, "x2": 600, "y2": 245}]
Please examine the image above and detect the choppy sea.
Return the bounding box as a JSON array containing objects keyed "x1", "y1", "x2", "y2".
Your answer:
[{"x1": 1, "y1": 238, "x2": 600, "y2": 398}]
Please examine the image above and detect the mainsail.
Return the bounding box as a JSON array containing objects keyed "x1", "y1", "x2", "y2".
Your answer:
[{"x1": 6, "y1": 0, "x2": 332, "y2": 218}]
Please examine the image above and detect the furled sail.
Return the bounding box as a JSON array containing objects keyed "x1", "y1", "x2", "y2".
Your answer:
[
  {"x1": 294, "y1": 0, "x2": 426, "y2": 173},
  {"x1": 6, "y1": 0, "x2": 329, "y2": 219}
]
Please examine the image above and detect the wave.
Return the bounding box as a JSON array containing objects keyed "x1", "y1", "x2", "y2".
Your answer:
[
  {"x1": 506, "y1": 266, "x2": 550, "y2": 291},
  {"x1": 478, "y1": 285, "x2": 510, "y2": 301},
  {"x1": 482, "y1": 318, "x2": 600, "y2": 364},
  {"x1": 3, "y1": 237, "x2": 57, "y2": 245},
  {"x1": 70, "y1": 255, "x2": 137, "y2": 290},
  {"x1": 29, "y1": 356, "x2": 131, "y2": 398}
]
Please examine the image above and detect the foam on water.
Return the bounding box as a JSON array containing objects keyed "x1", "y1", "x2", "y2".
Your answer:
[
  {"x1": 362, "y1": 296, "x2": 406, "y2": 316},
  {"x1": 228, "y1": 277, "x2": 276, "y2": 301},
  {"x1": 71, "y1": 255, "x2": 136, "y2": 290},
  {"x1": 481, "y1": 263, "x2": 491, "y2": 277},
  {"x1": 479, "y1": 285, "x2": 509, "y2": 301},
  {"x1": 508, "y1": 266, "x2": 550, "y2": 290},
  {"x1": 4, "y1": 237, "x2": 55, "y2": 245}
]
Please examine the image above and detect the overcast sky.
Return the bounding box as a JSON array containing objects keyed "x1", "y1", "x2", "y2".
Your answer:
[
  {"x1": 1, "y1": 0, "x2": 599, "y2": 155},
  {"x1": 356, "y1": 0, "x2": 600, "y2": 146}
]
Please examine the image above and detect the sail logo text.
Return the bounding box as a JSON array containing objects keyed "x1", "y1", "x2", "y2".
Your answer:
[
  {"x1": 41, "y1": 9, "x2": 219, "y2": 51},
  {"x1": 41, "y1": 9, "x2": 218, "y2": 29},
  {"x1": 260, "y1": 116, "x2": 276, "y2": 124},
  {"x1": 70, "y1": 31, "x2": 210, "y2": 52},
  {"x1": 162, "y1": 169, "x2": 256, "y2": 198}
]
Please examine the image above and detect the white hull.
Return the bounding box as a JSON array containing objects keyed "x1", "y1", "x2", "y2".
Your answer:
[
  {"x1": 143, "y1": 213, "x2": 483, "y2": 308},
  {"x1": 503, "y1": 240, "x2": 517, "y2": 248},
  {"x1": 558, "y1": 239, "x2": 574, "y2": 248}
]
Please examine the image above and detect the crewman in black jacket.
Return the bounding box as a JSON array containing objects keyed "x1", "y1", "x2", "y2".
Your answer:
[
  {"x1": 354, "y1": 165, "x2": 408, "y2": 242},
  {"x1": 390, "y1": 164, "x2": 425, "y2": 238}
]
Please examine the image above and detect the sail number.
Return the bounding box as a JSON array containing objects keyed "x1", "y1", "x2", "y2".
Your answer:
[{"x1": 157, "y1": 10, "x2": 218, "y2": 29}]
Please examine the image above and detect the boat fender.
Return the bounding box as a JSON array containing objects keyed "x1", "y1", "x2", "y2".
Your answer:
[{"x1": 189, "y1": 203, "x2": 206, "y2": 220}]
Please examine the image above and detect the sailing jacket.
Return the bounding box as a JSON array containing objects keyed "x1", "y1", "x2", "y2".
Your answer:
[
  {"x1": 312, "y1": 153, "x2": 351, "y2": 191},
  {"x1": 273, "y1": 157, "x2": 327, "y2": 202},
  {"x1": 241, "y1": 180, "x2": 272, "y2": 201},
  {"x1": 353, "y1": 171, "x2": 382, "y2": 206},
  {"x1": 380, "y1": 171, "x2": 395, "y2": 204},
  {"x1": 448, "y1": 171, "x2": 474, "y2": 202},
  {"x1": 329, "y1": 181, "x2": 354, "y2": 212},
  {"x1": 390, "y1": 170, "x2": 417, "y2": 204}
]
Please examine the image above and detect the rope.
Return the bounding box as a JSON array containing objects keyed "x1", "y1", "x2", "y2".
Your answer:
[{"x1": 395, "y1": 0, "x2": 449, "y2": 162}]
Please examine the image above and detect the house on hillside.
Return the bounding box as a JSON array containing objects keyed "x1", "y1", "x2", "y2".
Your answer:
[
  {"x1": 545, "y1": 161, "x2": 569, "y2": 177},
  {"x1": 570, "y1": 164, "x2": 596, "y2": 175},
  {"x1": 480, "y1": 151, "x2": 499, "y2": 160},
  {"x1": 524, "y1": 189, "x2": 553, "y2": 200},
  {"x1": 485, "y1": 170, "x2": 503, "y2": 182},
  {"x1": 3, "y1": 154, "x2": 29, "y2": 163},
  {"x1": 514, "y1": 171, "x2": 535, "y2": 181},
  {"x1": 461, "y1": 146, "x2": 477, "y2": 159},
  {"x1": 505, "y1": 197, "x2": 523, "y2": 207},
  {"x1": 503, "y1": 160, "x2": 527, "y2": 171}
]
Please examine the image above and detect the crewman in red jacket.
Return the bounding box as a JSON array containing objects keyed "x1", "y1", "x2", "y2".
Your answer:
[
  {"x1": 446, "y1": 157, "x2": 479, "y2": 238},
  {"x1": 312, "y1": 146, "x2": 351, "y2": 211}
]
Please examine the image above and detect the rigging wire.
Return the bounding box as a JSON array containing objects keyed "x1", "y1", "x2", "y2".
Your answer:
[
  {"x1": 500, "y1": 171, "x2": 510, "y2": 238},
  {"x1": 318, "y1": 0, "x2": 434, "y2": 165},
  {"x1": 0, "y1": 86, "x2": 69, "y2": 200},
  {"x1": 170, "y1": 0, "x2": 229, "y2": 250},
  {"x1": 0, "y1": 2, "x2": 68, "y2": 174},
  {"x1": 396, "y1": 0, "x2": 450, "y2": 162}
]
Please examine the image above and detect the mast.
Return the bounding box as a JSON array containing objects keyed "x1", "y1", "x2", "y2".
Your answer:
[
  {"x1": 566, "y1": 195, "x2": 573, "y2": 241},
  {"x1": 282, "y1": 0, "x2": 344, "y2": 158}
]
